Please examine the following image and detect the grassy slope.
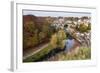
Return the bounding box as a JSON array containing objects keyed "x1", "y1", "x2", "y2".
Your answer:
[
  {"x1": 23, "y1": 44, "x2": 53, "y2": 62},
  {"x1": 56, "y1": 47, "x2": 91, "y2": 61}
]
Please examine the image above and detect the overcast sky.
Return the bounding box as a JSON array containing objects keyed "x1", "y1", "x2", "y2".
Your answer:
[{"x1": 23, "y1": 10, "x2": 91, "y2": 17}]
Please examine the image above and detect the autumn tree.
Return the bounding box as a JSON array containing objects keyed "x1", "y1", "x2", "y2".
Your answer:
[
  {"x1": 78, "y1": 23, "x2": 90, "y2": 33},
  {"x1": 50, "y1": 30, "x2": 66, "y2": 49}
]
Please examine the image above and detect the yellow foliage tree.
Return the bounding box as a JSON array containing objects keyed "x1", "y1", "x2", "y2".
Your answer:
[
  {"x1": 50, "y1": 34, "x2": 57, "y2": 49},
  {"x1": 50, "y1": 30, "x2": 66, "y2": 49},
  {"x1": 57, "y1": 30, "x2": 66, "y2": 49}
]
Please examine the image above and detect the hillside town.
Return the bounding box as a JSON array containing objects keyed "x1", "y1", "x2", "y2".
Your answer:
[{"x1": 50, "y1": 16, "x2": 91, "y2": 47}]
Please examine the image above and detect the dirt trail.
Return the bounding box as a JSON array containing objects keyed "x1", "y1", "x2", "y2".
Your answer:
[{"x1": 23, "y1": 43, "x2": 49, "y2": 60}]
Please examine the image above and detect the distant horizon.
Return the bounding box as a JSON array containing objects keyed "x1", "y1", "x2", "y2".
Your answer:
[{"x1": 23, "y1": 10, "x2": 91, "y2": 17}]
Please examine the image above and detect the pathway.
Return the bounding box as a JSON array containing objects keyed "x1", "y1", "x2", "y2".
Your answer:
[{"x1": 23, "y1": 43, "x2": 49, "y2": 60}]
